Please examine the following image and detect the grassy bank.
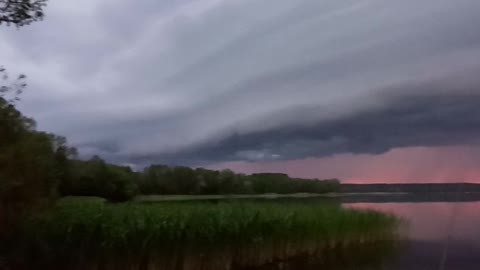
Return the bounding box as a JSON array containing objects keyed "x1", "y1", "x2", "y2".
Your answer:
[{"x1": 10, "y1": 197, "x2": 399, "y2": 269}]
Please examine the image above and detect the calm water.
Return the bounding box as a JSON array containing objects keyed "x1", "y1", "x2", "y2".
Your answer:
[{"x1": 345, "y1": 201, "x2": 480, "y2": 270}]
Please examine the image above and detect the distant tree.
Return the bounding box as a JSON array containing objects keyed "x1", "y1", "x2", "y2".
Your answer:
[
  {"x1": 195, "y1": 168, "x2": 221, "y2": 194},
  {"x1": 217, "y1": 169, "x2": 240, "y2": 194},
  {"x1": 137, "y1": 165, "x2": 340, "y2": 196},
  {"x1": 170, "y1": 166, "x2": 198, "y2": 194},
  {"x1": 59, "y1": 157, "x2": 138, "y2": 202},
  {"x1": 139, "y1": 165, "x2": 173, "y2": 194},
  {"x1": 0, "y1": 0, "x2": 48, "y2": 27}
]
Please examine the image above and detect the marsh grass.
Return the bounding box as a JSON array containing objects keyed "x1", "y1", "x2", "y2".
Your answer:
[{"x1": 14, "y1": 197, "x2": 399, "y2": 269}]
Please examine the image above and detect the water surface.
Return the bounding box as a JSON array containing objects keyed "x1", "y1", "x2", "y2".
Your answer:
[{"x1": 346, "y1": 201, "x2": 480, "y2": 270}]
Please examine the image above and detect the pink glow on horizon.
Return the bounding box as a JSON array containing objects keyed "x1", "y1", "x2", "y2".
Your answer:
[
  {"x1": 346, "y1": 202, "x2": 480, "y2": 241},
  {"x1": 209, "y1": 146, "x2": 480, "y2": 183}
]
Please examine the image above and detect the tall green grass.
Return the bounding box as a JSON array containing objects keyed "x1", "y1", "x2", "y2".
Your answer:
[{"x1": 13, "y1": 197, "x2": 399, "y2": 269}]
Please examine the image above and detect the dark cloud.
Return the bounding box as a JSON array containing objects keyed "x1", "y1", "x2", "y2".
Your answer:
[
  {"x1": 2, "y1": 0, "x2": 480, "y2": 166},
  {"x1": 126, "y1": 75, "x2": 480, "y2": 165}
]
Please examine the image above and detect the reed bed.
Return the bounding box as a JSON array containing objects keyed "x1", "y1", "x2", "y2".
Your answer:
[{"x1": 13, "y1": 197, "x2": 399, "y2": 269}]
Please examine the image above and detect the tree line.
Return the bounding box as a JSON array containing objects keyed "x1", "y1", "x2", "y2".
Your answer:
[
  {"x1": 59, "y1": 159, "x2": 340, "y2": 201},
  {"x1": 1, "y1": 72, "x2": 339, "y2": 206}
]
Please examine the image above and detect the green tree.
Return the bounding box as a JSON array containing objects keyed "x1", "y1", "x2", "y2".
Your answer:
[
  {"x1": 59, "y1": 157, "x2": 138, "y2": 201},
  {"x1": 0, "y1": 68, "x2": 80, "y2": 238},
  {"x1": 196, "y1": 168, "x2": 221, "y2": 194},
  {"x1": 0, "y1": 99, "x2": 68, "y2": 239},
  {"x1": 170, "y1": 166, "x2": 198, "y2": 194},
  {"x1": 0, "y1": 94, "x2": 58, "y2": 204},
  {"x1": 139, "y1": 165, "x2": 172, "y2": 194}
]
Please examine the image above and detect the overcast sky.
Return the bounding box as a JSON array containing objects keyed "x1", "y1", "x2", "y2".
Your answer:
[{"x1": 2, "y1": 0, "x2": 480, "y2": 180}]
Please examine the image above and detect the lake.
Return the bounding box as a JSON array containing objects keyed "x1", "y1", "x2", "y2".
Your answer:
[{"x1": 344, "y1": 200, "x2": 480, "y2": 270}]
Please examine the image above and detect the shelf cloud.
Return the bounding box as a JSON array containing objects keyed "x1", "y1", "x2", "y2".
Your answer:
[{"x1": 2, "y1": 0, "x2": 480, "y2": 169}]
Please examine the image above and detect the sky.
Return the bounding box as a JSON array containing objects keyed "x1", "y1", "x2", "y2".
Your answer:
[{"x1": 2, "y1": 0, "x2": 480, "y2": 183}]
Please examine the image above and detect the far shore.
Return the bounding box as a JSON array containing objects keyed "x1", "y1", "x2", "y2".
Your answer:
[
  {"x1": 132, "y1": 192, "x2": 433, "y2": 202},
  {"x1": 134, "y1": 189, "x2": 480, "y2": 203}
]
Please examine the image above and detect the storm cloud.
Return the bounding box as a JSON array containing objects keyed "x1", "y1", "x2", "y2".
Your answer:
[
  {"x1": 130, "y1": 75, "x2": 480, "y2": 165},
  {"x1": 2, "y1": 0, "x2": 480, "y2": 166}
]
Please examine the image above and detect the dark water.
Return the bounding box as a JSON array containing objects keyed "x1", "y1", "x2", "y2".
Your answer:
[{"x1": 345, "y1": 200, "x2": 480, "y2": 270}]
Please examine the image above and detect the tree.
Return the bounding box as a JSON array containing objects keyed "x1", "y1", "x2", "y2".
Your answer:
[
  {"x1": 0, "y1": 67, "x2": 80, "y2": 238},
  {"x1": 0, "y1": 98, "x2": 62, "y2": 204},
  {"x1": 0, "y1": 0, "x2": 48, "y2": 27},
  {"x1": 59, "y1": 157, "x2": 138, "y2": 202}
]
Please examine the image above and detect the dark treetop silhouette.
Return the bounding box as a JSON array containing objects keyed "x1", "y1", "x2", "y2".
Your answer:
[{"x1": 0, "y1": 0, "x2": 48, "y2": 27}]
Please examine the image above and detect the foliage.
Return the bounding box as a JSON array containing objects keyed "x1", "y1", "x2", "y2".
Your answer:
[
  {"x1": 58, "y1": 157, "x2": 138, "y2": 202},
  {"x1": 0, "y1": 66, "x2": 27, "y2": 104},
  {"x1": 0, "y1": 99, "x2": 74, "y2": 204},
  {"x1": 27, "y1": 198, "x2": 397, "y2": 250},
  {"x1": 0, "y1": 0, "x2": 48, "y2": 27},
  {"x1": 58, "y1": 162, "x2": 339, "y2": 200},
  {"x1": 0, "y1": 67, "x2": 76, "y2": 239},
  {"x1": 15, "y1": 198, "x2": 398, "y2": 269},
  {"x1": 138, "y1": 166, "x2": 340, "y2": 195},
  {"x1": 59, "y1": 163, "x2": 339, "y2": 200}
]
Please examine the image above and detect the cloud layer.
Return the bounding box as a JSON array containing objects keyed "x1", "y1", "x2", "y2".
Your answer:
[{"x1": 2, "y1": 0, "x2": 480, "y2": 166}]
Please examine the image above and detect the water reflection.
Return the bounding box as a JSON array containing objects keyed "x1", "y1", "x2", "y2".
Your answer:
[
  {"x1": 346, "y1": 202, "x2": 480, "y2": 270},
  {"x1": 238, "y1": 240, "x2": 400, "y2": 270},
  {"x1": 66, "y1": 239, "x2": 400, "y2": 270}
]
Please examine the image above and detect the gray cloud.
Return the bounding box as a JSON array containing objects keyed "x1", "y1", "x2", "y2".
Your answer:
[
  {"x1": 2, "y1": 0, "x2": 480, "y2": 166},
  {"x1": 126, "y1": 73, "x2": 480, "y2": 165}
]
